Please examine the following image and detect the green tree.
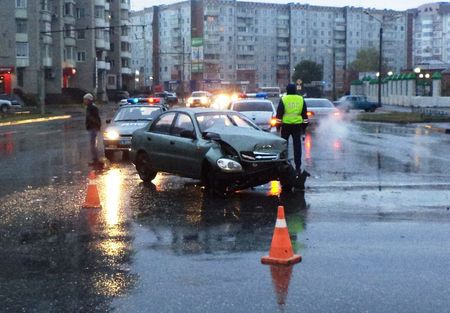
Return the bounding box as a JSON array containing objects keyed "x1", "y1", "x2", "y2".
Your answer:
[
  {"x1": 348, "y1": 48, "x2": 380, "y2": 72},
  {"x1": 292, "y1": 60, "x2": 323, "y2": 84}
]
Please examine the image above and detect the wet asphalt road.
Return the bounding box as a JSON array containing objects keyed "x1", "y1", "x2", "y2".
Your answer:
[{"x1": 1, "y1": 111, "x2": 450, "y2": 313}]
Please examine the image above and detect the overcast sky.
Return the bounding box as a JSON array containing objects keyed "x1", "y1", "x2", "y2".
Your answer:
[{"x1": 131, "y1": 0, "x2": 432, "y2": 11}]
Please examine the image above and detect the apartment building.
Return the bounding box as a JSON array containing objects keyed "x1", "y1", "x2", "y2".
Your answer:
[
  {"x1": 130, "y1": 8, "x2": 154, "y2": 91},
  {"x1": 413, "y1": 2, "x2": 450, "y2": 68},
  {"x1": 0, "y1": 0, "x2": 130, "y2": 102},
  {"x1": 131, "y1": 0, "x2": 409, "y2": 94}
]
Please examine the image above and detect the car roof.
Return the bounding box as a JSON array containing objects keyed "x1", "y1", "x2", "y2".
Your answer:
[
  {"x1": 168, "y1": 108, "x2": 233, "y2": 114},
  {"x1": 232, "y1": 99, "x2": 273, "y2": 103}
]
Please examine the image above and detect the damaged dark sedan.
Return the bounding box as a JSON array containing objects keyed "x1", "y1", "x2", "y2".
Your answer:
[{"x1": 130, "y1": 108, "x2": 296, "y2": 194}]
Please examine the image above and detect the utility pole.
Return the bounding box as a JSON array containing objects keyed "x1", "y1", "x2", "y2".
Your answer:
[{"x1": 181, "y1": 37, "x2": 185, "y2": 104}]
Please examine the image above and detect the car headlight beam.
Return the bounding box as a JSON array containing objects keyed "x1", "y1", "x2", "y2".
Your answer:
[
  {"x1": 217, "y1": 158, "x2": 243, "y2": 172},
  {"x1": 104, "y1": 130, "x2": 120, "y2": 140}
]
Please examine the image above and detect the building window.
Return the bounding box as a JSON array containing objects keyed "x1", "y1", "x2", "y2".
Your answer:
[
  {"x1": 16, "y1": 42, "x2": 28, "y2": 57},
  {"x1": 76, "y1": 8, "x2": 85, "y2": 19},
  {"x1": 64, "y1": 3, "x2": 74, "y2": 16},
  {"x1": 95, "y1": 6, "x2": 104, "y2": 19},
  {"x1": 77, "y1": 51, "x2": 86, "y2": 62},
  {"x1": 15, "y1": 0, "x2": 27, "y2": 8},
  {"x1": 16, "y1": 19, "x2": 27, "y2": 33},
  {"x1": 41, "y1": 0, "x2": 49, "y2": 11}
]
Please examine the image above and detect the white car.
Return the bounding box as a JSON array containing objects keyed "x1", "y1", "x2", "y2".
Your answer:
[
  {"x1": 304, "y1": 98, "x2": 341, "y2": 125},
  {"x1": 229, "y1": 99, "x2": 277, "y2": 132},
  {"x1": 187, "y1": 91, "x2": 212, "y2": 107}
]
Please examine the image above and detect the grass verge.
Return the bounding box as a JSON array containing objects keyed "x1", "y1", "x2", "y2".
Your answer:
[{"x1": 357, "y1": 112, "x2": 450, "y2": 123}]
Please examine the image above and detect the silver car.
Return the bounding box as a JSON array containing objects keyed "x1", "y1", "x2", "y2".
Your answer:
[
  {"x1": 103, "y1": 104, "x2": 166, "y2": 160},
  {"x1": 229, "y1": 99, "x2": 277, "y2": 132}
]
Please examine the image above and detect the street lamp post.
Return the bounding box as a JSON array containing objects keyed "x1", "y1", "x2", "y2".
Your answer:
[
  {"x1": 363, "y1": 11, "x2": 402, "y2": 107},
  {"x1": 377, "y1": 26, "x2": 383, "y2": 107}
]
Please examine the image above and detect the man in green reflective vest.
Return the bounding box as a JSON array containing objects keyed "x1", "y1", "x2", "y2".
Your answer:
[{"x1": 276, "y1": 83, "x2": 308, "y2": 176}]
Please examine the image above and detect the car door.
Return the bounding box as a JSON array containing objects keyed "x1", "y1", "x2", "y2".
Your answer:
[
  {"x1": 146, "y1": 112, "x2": 177, "y2": 172},
  {"x1": 167, "y1": 113, "x2": 203, "y2": 178}
]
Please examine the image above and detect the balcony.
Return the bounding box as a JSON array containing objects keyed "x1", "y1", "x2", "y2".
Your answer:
[
  {"x1": 42, "y1": 35, "x2": 52, "y2": 45},
  {"x1": 15, "y1": 8, "x2": 27, "y2": 19},
  {"x1": 121, "y1": 35, "x2": 130, "y2": 43},
  {"x1": 121, "y1": 1, "x2": 130, "y2": 10},
  {"x1": 95, "y1": 0, "x2": 106, "y2": 6},
  {"x1": 205, "y1": 8, "x2": 220, "y2": 16},
  {"x1": 334, "y1": 25, "x2": 346, "y2": 32},
  {"x1": 97, "y1": 60, "x2": 111, "y2": 70},
  {"x1": 64, "y1": 37, "x2": 76, "y2": 46},
  {"x1": 42, "y1": 57, "x2": 53, "y2": 67},
  {"x1": 95, "y1": 18, "x2": 106, "y2": 28},
  {"x1": 41, "y1": 11, "x2": 52, "y2": 23},
  {"x1": 277, "y1": 41, "x2": 289, "y2": 48},
  {"x1": 16, "y1": 34, "x2": 28, "y2": 42},
  {"x1": 121, "y1": 67, "x2": 132, "y2": 75},
  {"x1": 16, "y1": 58, "x2": 29, "y2": 68},
  {"x1": 277, "y1": 30, "x2": 289, "y2": 38},
  {"x1": 121, "y1": 50, "x2": 132, "y2": 58},
  {"x1": 96, "y1": 39, "x2": 107, "y2": 49}
]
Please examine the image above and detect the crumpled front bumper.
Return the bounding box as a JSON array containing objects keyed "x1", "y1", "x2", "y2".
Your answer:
[{"x1": 214, "y1": 161, "x2": 293, "y2": 191}]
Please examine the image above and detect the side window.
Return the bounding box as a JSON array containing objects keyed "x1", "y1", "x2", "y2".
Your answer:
[
  {"x1": 172, "y1": 113, "x2": 195, "y2": 137},
  {"x1": 150, "y1": 112, "x2": 176, "y2": 134}
]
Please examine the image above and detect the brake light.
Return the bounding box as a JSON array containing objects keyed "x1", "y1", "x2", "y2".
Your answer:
[
  {"x1": 148, "y1": 97, "x2": 160, "y2": 104},
  {"x1": 333, "y1": 111, "x2": 341, "y2": 117},
  {"x1": 307, "y1": 111, "x2": 314, "y2": 117}
]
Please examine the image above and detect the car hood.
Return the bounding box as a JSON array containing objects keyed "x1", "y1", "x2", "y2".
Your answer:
[
  {"x1": 107, "y1": 121, "x2": 150, "y2": 135},
  {"x1": 204, "y1": 126, "x2": 286, "y2": 152}
]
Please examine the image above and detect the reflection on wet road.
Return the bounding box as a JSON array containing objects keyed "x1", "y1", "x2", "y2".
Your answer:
[{"x1": 1, "y1": 118, "x2": 450, "y2": 312}]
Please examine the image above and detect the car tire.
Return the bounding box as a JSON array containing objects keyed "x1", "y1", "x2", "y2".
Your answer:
[
  {"x1": 135, "y1": 152, "x2": 157, "y2": 183},
  {"x1": 122, "y1": 150, "x2": 130, "y2": 161},
  {"x1": 280, "y1": 165, "x2": 297, "y2": 193},
  {"x1": 203, "y1": 166, "x2": 227, "y2": 197},
  {"x1": 104, "y1": 150, "x2": 115, "y2": 161},
  {"x1": 1, "y1": 104, "x2": 9, "y2": 114}
]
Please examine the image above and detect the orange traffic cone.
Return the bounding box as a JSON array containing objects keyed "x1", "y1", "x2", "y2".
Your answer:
[
  {"x1": 261, "y1": 205, "x2": 301, "y2": 265},
  {"x1": 82, "y1": 171, "x2": 102, "y2": 209}
]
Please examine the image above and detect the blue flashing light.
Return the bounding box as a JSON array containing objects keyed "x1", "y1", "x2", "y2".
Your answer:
[
  {"x1": 127, "y1": 98, "x2": 139, "y2": 104},
  {"x1": 255, "y1": 92, "x2": 268, "y2": 99}
]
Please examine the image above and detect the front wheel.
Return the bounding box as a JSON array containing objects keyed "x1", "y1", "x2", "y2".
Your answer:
[
  {"x1": 135, "y1": 152, "x2": 157, "y2": 183},
  {"x1": 203, "y1": 167, "x2": 227, "y2": 196},
  {"x1": 1, "y1": 105, "x2": 9, "y2": 114},
  {"x1": 104, "y1": 150, "x2": 115, "y2": 161},
  {"x1": 280, "y1": 165, "x2": 297, "y2": 193}
]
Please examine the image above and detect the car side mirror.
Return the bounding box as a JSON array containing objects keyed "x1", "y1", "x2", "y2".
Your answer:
[
  {"x1": 180, "y1": 130, "x2": 196, "y2": 139},
  {"x1": 106, "y1": 119, "x2": 111, "y2": 124},
  {"x1": 203, "y1": 132, "x2": 221, "y2": 140}
]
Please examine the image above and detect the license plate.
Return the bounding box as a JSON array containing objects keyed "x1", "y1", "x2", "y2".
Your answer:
[{"x1": 120, "y1": 139, "x2": 131, "y2": 145}]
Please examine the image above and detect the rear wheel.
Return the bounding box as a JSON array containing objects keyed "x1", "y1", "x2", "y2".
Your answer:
[{"x1": 135, "y1": 152, "x2": 157, "y2": 183}]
